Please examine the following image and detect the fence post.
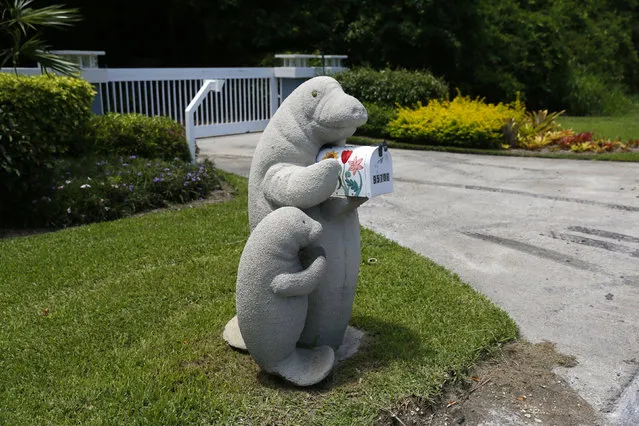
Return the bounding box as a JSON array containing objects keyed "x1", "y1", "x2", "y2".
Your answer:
[
  {"x1": 269, "y1": 76, "x2": 279, "y2": 117},
  {"x1": 185, "y1": 79, "x2": 225, "y2": 163}
]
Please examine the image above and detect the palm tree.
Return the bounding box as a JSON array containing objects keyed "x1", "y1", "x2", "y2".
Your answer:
[{"x1": 0, "y1": 0, "x2": 81, "y2": 76}]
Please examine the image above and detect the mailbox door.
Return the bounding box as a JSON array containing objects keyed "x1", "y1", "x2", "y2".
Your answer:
[{"x1": 369, "y1": 151, "x2": 393, "y2": 197}]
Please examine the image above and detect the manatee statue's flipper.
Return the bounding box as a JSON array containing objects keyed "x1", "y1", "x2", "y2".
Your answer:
[
  {"x1": 270, "y1": 345, "x2": 336, "y2": 387},
  {"x1": 320, "y1": 197, "x2": 368, "y2": 221},
  {"x1": 263, "y1": 161, "x2": 340, "y2": 210},
  {"x1": 270, "y1": 253, "x2": 327, "y2": 297}
]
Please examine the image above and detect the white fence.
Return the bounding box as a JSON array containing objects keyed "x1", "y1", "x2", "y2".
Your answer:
[
  {"x1": 86, "y1": 68, "x2": 279, "y2": 137},
  {"x1": 2, "y1": 64, "x2": 348, "y2": 139},
  {"x1": 3, "y1": 67, "x2": 280, "y2": 137}
]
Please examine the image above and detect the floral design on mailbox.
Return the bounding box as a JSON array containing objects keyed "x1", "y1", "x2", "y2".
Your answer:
[{"x1": 318, "y1": 144, "x2": 393, "y2": 198}]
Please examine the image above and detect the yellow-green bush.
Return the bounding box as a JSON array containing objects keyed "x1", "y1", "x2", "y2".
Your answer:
[
  {"x1": 0, "y1": 73, "x2": 95, "y2": 158},
  {"x1": 387, "y1": 95, "x2": 525, "y2": 149}
]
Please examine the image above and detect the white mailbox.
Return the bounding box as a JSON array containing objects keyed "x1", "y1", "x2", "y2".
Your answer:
[{"x1": 316, "y1": 143, "x2": 393, "y2": 198}]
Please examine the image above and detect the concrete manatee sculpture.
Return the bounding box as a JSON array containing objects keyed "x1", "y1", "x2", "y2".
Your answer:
[
  {"x1": 248, "y1": 76, "x2": 368, "y2": 350},
  {"x1": 248, "y1": 76, "x2": 368, "y2": 230},
  {"x1": 236, "y1": 206, "x2": 335, "y2": 386}
]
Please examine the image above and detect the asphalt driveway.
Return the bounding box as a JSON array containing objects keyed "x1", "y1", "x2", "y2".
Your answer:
[{"x1": 198, "y1": 133, "x2": 639, "y2": 424}]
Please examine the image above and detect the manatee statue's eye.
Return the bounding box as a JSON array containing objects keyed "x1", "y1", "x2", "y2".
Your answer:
[{"x1": 311, "y1": 90, "x2": 318, "y2": 98}]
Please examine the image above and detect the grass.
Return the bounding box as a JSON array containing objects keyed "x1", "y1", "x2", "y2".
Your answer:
[
  {"x1": 0, "y1": 173, "x2": 517, "y2": 425},
  {"x1": 558, "y1": 109, "x2": 639, "y2": 142},
  {"x1": 348, "y1": 136, "x2": 639, "y2": 162}
]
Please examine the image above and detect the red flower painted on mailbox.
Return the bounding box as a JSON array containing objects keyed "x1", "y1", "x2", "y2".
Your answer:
[
  {"x1": 341, "y1": 150, "x2": 353, "y2": 164},
  {"x1": 348, "y1": 156, "x2": 364, "y2": 173}
]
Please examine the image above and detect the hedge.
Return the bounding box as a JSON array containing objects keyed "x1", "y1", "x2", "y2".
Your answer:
[
  {"x1": 335, "y1": 68, "x2": 449, "y2": 107},
  {"x1": 0, "y1": 73, "x2": 95, "y2": 159},
  {"x1": 358, "y1": 102, "x2": 397, "y2": 138},
  {"x1": 89, "y1": 113, "x2": 191, "y2": 162},
  {"x1": 0, "y1": 74, "x2": 95, "y2": 224}
]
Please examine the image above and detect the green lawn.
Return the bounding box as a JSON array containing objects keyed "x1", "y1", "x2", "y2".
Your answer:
[
  {"x1": 558, "y1": 110, "x2": 639, "y2": 142},
  {"x1": 0, "y1": 174, "x2": 517, "y2": 424}
]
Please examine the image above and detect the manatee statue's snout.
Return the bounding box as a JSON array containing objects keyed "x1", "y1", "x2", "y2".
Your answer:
[
  {"x1": 318, "y1": 92, "x2": 368, "y2": 130},
  {"x1": 344, "y1": 95, "x2": 368, "y2": 127}
]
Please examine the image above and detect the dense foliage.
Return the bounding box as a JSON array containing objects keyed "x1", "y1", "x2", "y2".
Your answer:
[
  {"x1": 90, "y1": 113, "x2": 192, "y2": 162},
  {"x1": 26, "y1": 156, "x2": 220, "y2": 228},
  {"x1": 0, "y1": 74, "x2": 220, "y2": 229},
  {"x1": 357, "y1": 102, "x2": 397, "y2": 138},
  {"x1": 0, "y1": 73, "x2": 94, "y2": 157},
  {"x1": 335, "y1": 68, "x2": 448, "y2": 107},
  {"x1": 0, "y1": 73, "x2": 95, "y2": 223},
  {"x1": 37, "y1": 0, "x2": 639, "y2": 114}
]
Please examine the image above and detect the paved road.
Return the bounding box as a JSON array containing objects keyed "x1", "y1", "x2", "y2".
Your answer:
[{"x1": 199, "y1": 133, "x2": 639, "y2": 424}]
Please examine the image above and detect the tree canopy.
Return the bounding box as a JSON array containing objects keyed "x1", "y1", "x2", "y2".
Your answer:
[{"x1": 30, "y1": 0, "x2": 639, "y2": 111}]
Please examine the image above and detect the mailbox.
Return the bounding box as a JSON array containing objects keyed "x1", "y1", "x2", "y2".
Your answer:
[{"x1": 316, "y1": 143, "x2": 393, "y2": 198}]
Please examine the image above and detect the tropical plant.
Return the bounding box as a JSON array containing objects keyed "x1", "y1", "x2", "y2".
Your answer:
[
  {"x1": 511, "y1": 109, "x2": 566, "y2": 149},
  {"x1": 0, "y1": 0, "x2": 81, "y2": 75}
]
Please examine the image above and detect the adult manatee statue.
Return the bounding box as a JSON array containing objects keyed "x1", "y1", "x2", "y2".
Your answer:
[
  {"x1": 248, "y1": 76, "x2": 368, "y2": 350},
  {"x1": 224, "y1": 76, "x2": 368, "y2": 361}
]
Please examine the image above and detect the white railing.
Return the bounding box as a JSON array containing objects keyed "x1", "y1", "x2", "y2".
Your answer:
[
  {"x1": 2, "y1": 63, "x2": 347, "y2": 140},
  {"x1": 2, "y1": 67, "x2": 280, "y2": 137},
  {"x1": 274, "y1": 54, "x2": 347, "y2": 77},
  {"x1": 185, "y1": 79, "x2": 226, "y2": 162},
  {"x1": 85, "y1": 68, "x2": 278, "y2": 136}
]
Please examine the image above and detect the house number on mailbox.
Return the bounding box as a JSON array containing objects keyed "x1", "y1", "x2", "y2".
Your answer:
[{"x1": 373, "y1": 173, "x2": 391, "y2": 184}]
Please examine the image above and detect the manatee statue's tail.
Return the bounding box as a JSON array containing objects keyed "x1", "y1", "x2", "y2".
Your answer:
[
  {"x1": 222, "y1": 315, "x2": 247, "y2": 351},
  {"x1": 270, "y1": 346, "x2": 335, "y2": 387}
]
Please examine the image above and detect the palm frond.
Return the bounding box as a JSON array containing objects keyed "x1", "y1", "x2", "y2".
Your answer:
[
  {"x1": 0, "y1": 0, "x2": 82, "y2": 73},
  {"x1": 15, "y1": 3, "x2": 81, "y2": 29},
  {"x1": 20, "y1": 35, "x2": 80, "y2": 76}
]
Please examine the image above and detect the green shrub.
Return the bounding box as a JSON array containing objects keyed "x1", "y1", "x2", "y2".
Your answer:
[
  {"x1": 335, "y1": 68, "x2": 449, "y2": 107},
  {"x1": 0, "y1": 73, "x2": 95, "y2": 156},
  {"x1": 89, "y1": 113, "x2": 191, "y2": 162},
  {"x1": 387, "y1": 95, "x2": 525, "y2": 149},
  {"x1": 21, "y1": 156, "x2": 221, "y2": 228},
  {"x1": 564, "y1": 69, "x2": 634, "y2": 116},
  {"x1": 0, "y1": 74, "x2": 95, "y2": 223},
  {"x1": 357, "y1": 102, "x2": 397, "y2": 138}
]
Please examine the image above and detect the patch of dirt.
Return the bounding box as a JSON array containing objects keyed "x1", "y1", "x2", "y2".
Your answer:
[{"x1": 375, "y1": 340, "x2": 605, "y2": 426}]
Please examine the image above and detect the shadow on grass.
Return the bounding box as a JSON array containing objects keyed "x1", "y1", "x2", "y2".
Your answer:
[{"x1": 253, "y1": 315, "x2": 424, "y2": 392}]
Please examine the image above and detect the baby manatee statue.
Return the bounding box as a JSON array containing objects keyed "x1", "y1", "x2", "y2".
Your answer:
[
  {"x1": 236, "y1": 206, "x2": 335, "y2": 386},
  {"x1": 248, "y1": 76, "x2": 368, "y2": 350}
]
